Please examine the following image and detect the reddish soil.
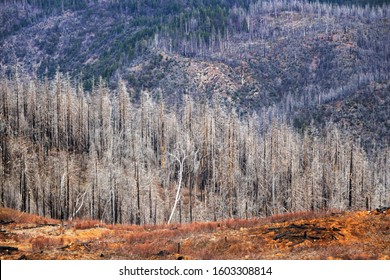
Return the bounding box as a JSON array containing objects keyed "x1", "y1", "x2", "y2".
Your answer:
[{"x1": 0, "y1": 207, "x2": 389, "y2": 260}]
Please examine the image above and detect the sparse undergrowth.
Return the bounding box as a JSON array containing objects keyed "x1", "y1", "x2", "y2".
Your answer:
[{"x1": 0, "y1": 207, "x2": 389, "y2": 260}]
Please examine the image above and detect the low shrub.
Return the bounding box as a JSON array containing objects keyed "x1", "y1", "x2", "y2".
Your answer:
[
  {"x1": 71, "y1": 219, "x2": 102, "y2": 230},
  {"x1": 31, "y1": 236, "x2": 64, "y2": 251}
]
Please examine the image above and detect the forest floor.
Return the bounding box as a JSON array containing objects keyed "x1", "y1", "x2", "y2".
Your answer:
[{"x1": 0, "y1": 207, "x2": 389, "y2": 260}]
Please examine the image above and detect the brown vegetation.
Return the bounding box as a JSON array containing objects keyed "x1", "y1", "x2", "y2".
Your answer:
[{"x1": 0, "y1": 207, "x2": 388, "y2": 260}]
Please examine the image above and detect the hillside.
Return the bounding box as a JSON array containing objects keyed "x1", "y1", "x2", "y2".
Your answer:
[
  {"x1": 0, "y1": 1, "x2": 389, "y2": 228},
  {"x1": 1, "y1": 0, "x2": 390, "y2": 146},
  {"x1": 0, "y1": 207, "x2": 389, "y2": 260}
]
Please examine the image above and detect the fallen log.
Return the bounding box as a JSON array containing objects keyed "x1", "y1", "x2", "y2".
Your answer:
[
  {"x1": 267, "y1": 227, "x2": 282, "y2": 231},
  {"x1": 273, "y1": 232, "x2": 289, "y2": 240},
  {"x1": 287, "y1": 224, "x2": 308, "y2": 229},
  {"x1": 289, "y1": 234, "x2": 306, "y2": 239},
  {"x1": 371, "y1": 206, "x2": 390, "y2": 214},
  {"x1": 313, "y1": 227, "x2": 327, "y2": 231},
  {"x1": 0, "y1": 246, "x2": 18, "y2": 254},
  {"x1": 57, "y1": 244, "x2": 71, "y2": 250},
  {"x1": 18, "y1": 254, "x2": 28, "y2": 260},
  {"x1": 0, "y1": 220, "x2": 15, "y2": 225},
  {"x1": 308, "y1": 235, "x2": 321, "y2": 240},
  {"x1": 269, "y1": 223, "x2": 345, "y2": 244}
]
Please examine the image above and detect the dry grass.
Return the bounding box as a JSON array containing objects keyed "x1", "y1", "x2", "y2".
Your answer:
[
  {"x1": 0, "y1": 207, "x2": 58, "y2": 226},
  {"x1": 0, "y1": 207, "x2": 389, "y2": 260},
  {"x1": 268, "y1": 210, "x2": 335, "y2": 224},
  {"x1": 71, "y1": 219, "x2": 103, "y2": 230},
  {"x1": 30, "y1": 236, "x2": 65, "y2": 252}
]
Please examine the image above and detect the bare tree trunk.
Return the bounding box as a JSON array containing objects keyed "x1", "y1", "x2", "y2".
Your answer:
[
  {"x1": 349, "y1": 147, "x2": 354, "y2": 209},
  {"x1": 168, "y1": 150, "x2": 187, "y2": 224},
  {"x1": 135, "y1": 163, "x2": 141, "y2": 225}
]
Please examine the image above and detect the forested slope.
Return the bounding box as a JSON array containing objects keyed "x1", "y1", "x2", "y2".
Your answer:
[
  {"x1": 1, "y1": 0, "x2": 389, "y2": 145},
  {"x1": 0, "y1": 75, "x2": 388, "y2": 224},
  {"x1": 0, "y1": 0, "x2": 389, "y2": 224}
]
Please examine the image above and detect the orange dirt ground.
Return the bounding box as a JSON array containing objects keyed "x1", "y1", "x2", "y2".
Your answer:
[{"x1": 0, "y1": 207, "x2": 389, "y2": 260}]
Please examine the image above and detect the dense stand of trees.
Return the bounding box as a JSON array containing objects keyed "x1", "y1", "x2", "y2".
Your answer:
[
  {"x1": 2, "y1": 0, "x2": 388, "y2": 85},
  {"x1": 0, "y1": 73, "x2": 388, "y2": 224},
  {"x1": 314, "y1": 0, "x2": 390, "y2": 6},
  {"x1": 155, "y1": 0, "x2": 390, "y2": 56}
]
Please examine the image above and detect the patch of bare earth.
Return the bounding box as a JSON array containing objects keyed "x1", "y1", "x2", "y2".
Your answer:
[{"x1": 0, "y1": 207, "x2": 389, "y2": 260}]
